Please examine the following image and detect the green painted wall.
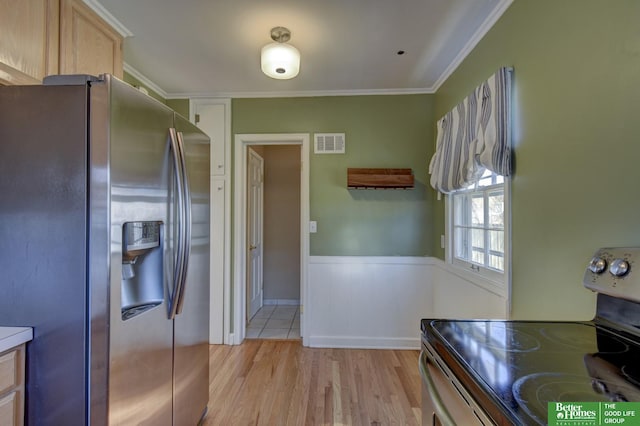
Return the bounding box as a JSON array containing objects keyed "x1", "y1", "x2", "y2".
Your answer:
[
  {"x1": 434, "y1": 0, "x2": 640, "y2": 320},
  {"x1": 232, "y1": 95, "x2": 437, "y2": 256},
  {"x1": 166, "y1": 99, "x2": 190, "y2": 118}
]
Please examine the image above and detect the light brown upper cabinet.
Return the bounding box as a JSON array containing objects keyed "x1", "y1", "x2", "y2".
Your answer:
[
  {"x1": 0, "y1": 0, "x2": 59, "y2": 85},
  {"x1": 0, "y1": 0, "x2": 122, "y2": 86},
  {"x1": 59, "y1": 0, "x2": 123, "y2": 79}
]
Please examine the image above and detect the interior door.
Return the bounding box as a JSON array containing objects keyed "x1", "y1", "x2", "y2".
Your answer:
[{"x1": 247, "y1": 148, "x2": 264, "y2": 321}]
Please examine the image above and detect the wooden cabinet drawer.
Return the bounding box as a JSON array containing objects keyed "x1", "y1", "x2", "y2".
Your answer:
[
  {"x1": 0, "y1": 351, "x2": 17, "y2": 396},
  {"x1": 0, "y1": 344, "x2": 24, "y2": 426},
  {"x1": 0, "y1": 391, "x2": 17, "y2": 426}
]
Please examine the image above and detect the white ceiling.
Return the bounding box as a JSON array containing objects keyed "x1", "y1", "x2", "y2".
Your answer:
[{"x1": 89, "y1": 0, "x2": 512, "y2": 98}]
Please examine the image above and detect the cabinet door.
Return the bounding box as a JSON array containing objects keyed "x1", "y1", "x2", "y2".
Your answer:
[
  {"x1": 195, "y1": 101, "x2": 230, "y2": 176},
  {"x1": 59, "y1": 0, "x2": 123, "y2": 78},
  {"x1": 0, "y1": 0, "x2": 59, "y2": 85}
]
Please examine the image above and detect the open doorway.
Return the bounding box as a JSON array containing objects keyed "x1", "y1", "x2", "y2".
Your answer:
[
  {"x1": 245, "y1": 145, "x2": 301, "y2": 340},
  {"x1": 233, "y1": 134, "x2": 310, "y2": 345}
]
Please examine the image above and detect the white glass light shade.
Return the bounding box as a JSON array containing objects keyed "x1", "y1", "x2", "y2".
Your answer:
[{"x1": 261, "y1": 42, "x2": 300, "y2": 80}]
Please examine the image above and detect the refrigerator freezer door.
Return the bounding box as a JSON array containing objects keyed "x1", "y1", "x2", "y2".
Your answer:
[
  {"x1": 0, "y1": 84, "x2": 91, "y2": 425},
  {"x1": 173, "y1": 113, "x2": 211, "y2": 425},
  {"x1": 105, "y1": 77, "x2": 176, "y2": 425}
]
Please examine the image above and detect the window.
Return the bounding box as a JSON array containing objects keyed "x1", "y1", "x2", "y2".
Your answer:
[{"x1": 450, "y1": 170, "x2": 507, "y2": 281}]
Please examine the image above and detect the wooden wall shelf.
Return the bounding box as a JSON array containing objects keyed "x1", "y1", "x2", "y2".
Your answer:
[{"x1": 347, "y1": 168, "x2": 414, "y2": 189}]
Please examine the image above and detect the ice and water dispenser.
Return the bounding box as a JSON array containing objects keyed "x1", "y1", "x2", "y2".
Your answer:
[{"x1": 121, "y1": 221, "x2": 163, "y2": 320}]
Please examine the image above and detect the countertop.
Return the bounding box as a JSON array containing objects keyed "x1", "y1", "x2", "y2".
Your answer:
[{"x1": 0, "y1": 327, "x2": 33, "y2": 353}]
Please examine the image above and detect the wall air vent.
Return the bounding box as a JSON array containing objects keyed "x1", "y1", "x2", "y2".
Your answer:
[{"x1": 314, "y1": 133, "x2": 345, "y2": 154}]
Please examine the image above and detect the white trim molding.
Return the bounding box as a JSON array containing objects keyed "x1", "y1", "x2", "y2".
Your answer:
[
  {"x1": 264, "y1": 299, "x2": 300, "y2": 306},
  {"x1": 233, "y1": 133, "x2": 310, "y2": 345},
  {"x1": 82, "y1": 0, "x2": 134, "y2": 37},
  {"x1": 122, "y1": 63, "x2": 169, "y2": 99},
  {"x1": 169, "y1": 87, "x2": 435, "y2": 99}
]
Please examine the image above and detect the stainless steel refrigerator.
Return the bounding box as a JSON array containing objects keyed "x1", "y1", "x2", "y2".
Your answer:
[{"x1": 0, "y1": 74, "x2": 210, "y2": 425}]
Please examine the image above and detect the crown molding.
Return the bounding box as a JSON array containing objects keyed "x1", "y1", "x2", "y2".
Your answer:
[
  {"x1": 82, "y1": 0, "x2": 133, "y2": 37},
  {"x1": 123, "y1": 63, "x2": 169, "y2": 99},
  {"x1": 431, "y1": 0, "x2": 514, "y2": 92},
  {"x1": 123, "y1": 65, "x2": 433, "y2": 100},
  {"x1": 167, "y1": 87, "x2": 435, "y2": 99}
]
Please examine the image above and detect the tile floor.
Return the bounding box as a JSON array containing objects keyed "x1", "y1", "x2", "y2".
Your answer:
[{"x1": 246, "y1": 305, "x2": 300, "y2": 340}]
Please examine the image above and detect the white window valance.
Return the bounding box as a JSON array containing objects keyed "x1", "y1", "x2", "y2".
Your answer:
[{"x1": 428, "y1": 67, "x2": 513, "y2": 193}]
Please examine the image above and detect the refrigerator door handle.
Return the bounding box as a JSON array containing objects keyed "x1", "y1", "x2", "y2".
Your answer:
[
  {"x1": 175, "y1": 131, "x2": 192, "y2": 315},
  {"x1": 168, "y1": 127, "x2": 186, "y2": 320}
]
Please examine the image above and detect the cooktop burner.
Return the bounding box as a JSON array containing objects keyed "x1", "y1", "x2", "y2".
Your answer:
[
  {"x1": 434, "y1": 321, "x2": 541, "y2": 353},
  {"x1": 512, "y1": 372, "x2": 640, "y2": 425},
  {"x1": 423, "y1": 319, "x2": 640, "y2": 425},
  {"x1": 539, "y1": 323, "x2": 629, "y2": 354}
]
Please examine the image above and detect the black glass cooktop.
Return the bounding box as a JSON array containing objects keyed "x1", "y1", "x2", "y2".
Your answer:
[{"x1": 422, "y1": 319, "x2": 640, "y2": 425}]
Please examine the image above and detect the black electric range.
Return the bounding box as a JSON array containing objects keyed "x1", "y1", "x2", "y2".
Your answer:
[{"x1": 420, "y1": 247, "x2": 640, "y2": 425}]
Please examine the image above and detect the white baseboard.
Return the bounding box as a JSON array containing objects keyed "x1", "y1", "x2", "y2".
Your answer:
[
  {"x1": 264, "y1": 299, "x2": 300, "y2": 306},
  {"x1": 226, "y1": 332, "x2": 238, "y2": 345},
  {"x1": 307, "y1": 336, "x2": 420, "y2": 350}
]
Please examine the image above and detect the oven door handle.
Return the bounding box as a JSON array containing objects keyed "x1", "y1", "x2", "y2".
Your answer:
[{"x1": 419, "y1": 350, "x2": 457, "y2": 426}]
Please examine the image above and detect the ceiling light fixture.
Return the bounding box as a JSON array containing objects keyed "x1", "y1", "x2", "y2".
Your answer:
[{"x1": 261, "y1": 26, "x2": 300, "y2": 80}]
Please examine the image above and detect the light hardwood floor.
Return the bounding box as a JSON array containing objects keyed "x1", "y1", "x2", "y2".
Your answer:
[{"x1": 204, "y1": 340, "x2": 421, "y2": 426}]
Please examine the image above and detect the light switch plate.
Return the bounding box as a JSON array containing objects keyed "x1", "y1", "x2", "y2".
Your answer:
[{"x1": 309, "y1": 221, "x2": 317, "y2": 233}]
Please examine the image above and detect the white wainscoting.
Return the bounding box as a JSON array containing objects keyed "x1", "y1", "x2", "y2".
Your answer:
[
  {"x1": 307, "y1": 256, "x2": 433, "y2": 349},
  {"x1": 430, "y1": 261, "x2": 509, "y2": 320},
  {"x1": 306, "y1": 256, "x2": 508, "y2": 349}
]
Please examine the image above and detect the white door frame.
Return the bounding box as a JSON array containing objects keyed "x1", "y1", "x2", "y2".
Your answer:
[{"x1": 233, "y1": 133, "x2": 310, "y2": 346}]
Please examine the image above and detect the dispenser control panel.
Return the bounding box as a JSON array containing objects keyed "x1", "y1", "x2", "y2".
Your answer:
[{"x1": 124, "y1": 221, "x2": 160, "y2": 252}]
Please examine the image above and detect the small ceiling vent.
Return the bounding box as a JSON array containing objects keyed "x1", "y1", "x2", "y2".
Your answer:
[{"x1": 314, "y1": 133, "x2": 345, "y2": 154}]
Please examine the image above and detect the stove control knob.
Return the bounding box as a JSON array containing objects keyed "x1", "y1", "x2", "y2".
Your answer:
[
  {"x1": 609, "y1": 259, "x2": 630, "y2": 277},
  {"x1": 588, "y1": 257, "x2": 607, "y2": 274}
]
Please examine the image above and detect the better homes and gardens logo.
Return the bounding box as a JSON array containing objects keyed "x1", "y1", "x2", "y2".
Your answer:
[
  {"x1": 552, "y1": 403, "x2": 597, "y2": 425},
  {"x1": 548, "y1": 402, "x2": 640, "y2": 426}
]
